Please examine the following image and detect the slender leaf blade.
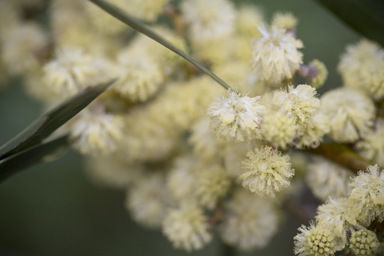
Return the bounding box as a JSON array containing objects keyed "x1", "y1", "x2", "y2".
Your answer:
[
  {"x1": 0, "y1": 80, "x2": 115, "y2": 160},
  {"x1": 315, "y1": 0, "x2": 384, "y2": 47},
  {"x1": 0, "y1": 135, "x2": 69, "y2": 182},
  {"x1": 88, "y1": 0, "x2": 233, "y2": 91}
]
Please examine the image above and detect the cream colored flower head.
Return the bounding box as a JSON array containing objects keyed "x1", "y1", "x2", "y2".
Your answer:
[
  {"x1": 321, "y1": 87, "x2": 375, "y2": 143},
  {"x1": 126, "y1": 173, "x2": 173, "y2": 229},
  {"x1": 338, "y1": 39, "x2": 384, "y2": 99},
  {"x1": 208, "y1": 89, "x2": 265, "y2": 141},
  {"x1": 294, "y1": 223, "x2": 336, "y2": 256},
  {"x1": 196, "y1": 164, "x2": 231, "y2": 209},
  {"x1": 43, "y1": 47, "x2": 106, "y2": 98},
  {"x1": 349, "y1": 230, "x2": 379, "y2": 256},
  {"x1": 219, "y1": 188, "x2": 279, "y2": 250},
  {"x1": 70, "y1": 110, "x2": 124, "y2": 155},
  {"x1": 316, "y1": 198, "x2": 359, "y2": 250},
  {"x1": 251, "y1": 25, "x2": 303, "y2": 83},
  {"x1": 357, "y1": 118, "x2": 384, "y2": 166},
  {"x1": 295, "y1": 111, "x2": 330, "y2": 149},
  {"x1": 272, "y1": 84, "x2": 320, "y2": 126},
  {"x1": 272, "y1": 12, "x2": 298, "y2": 30},
  {"x1": 240, "y1": 146, "x2": 294, "y2": 197},
  {"x1": 348, "y1": 165, "x2": 384, "y2": 225},
  {"x1": 261, "y1": 111, "x2": 298, "y2": 149},
  {"x1": 1, "y1": 22, "x2": 47, "y2": 75},
  {"x1": 114, "y1": 48, "x2": 164, "y2": 102},
  {"x1": 162, "y1": 201, "x2": 212, "y2": 252},
  {"x1": 307, "y1": 157, "x2": 353, "y2": 201},
  {"x1": 181, "y1": 0, "x2": 235, "y2": 42}
]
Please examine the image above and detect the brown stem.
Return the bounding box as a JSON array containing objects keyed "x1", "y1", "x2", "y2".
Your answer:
[{"x1": 305, "y1": 142, "x2": 372, "y2": 173}]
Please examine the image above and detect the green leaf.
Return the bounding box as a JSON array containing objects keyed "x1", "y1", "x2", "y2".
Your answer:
[
  {"x1": 315, "y1": 0, "x2": 384, "y2": 47},
  {"x1": 0, "y1": 79, "x2": 115, "y2": 160},
  {"x1": 88, "y1": 0, "x2": 234, "y2": 91},
  {"x1": 0, "y1": 135, "x2": 69, "y2": 182}
]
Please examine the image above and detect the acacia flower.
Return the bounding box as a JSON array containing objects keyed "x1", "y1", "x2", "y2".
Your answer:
[
  {"x1": 272, "y1": 84, "x2": 320, "y2": 126},
  {"x1": 321, "y1": 87, "x2": 375, "y2": 143},
  {"x1": 219, "y1": 188, "x2": 279, "y2": 250},
  {"x1": 240, "y1": 146, "x2": 294, "y2": 197},
  {"x1": 162, "y1": 202, "x2": 212, "y2": 252},
  {"x1": 294, "y1": 223, "x2": 336, "y2": 256},
  {"x1": 208, "y1": 90, "x2": 265, "y2": 141},
  {"x1": 348, "y1": 165, "x2": 384, "y2": 226},
  {"x1": 251, "y1": 26, "x2": 303, "y2": 83}
]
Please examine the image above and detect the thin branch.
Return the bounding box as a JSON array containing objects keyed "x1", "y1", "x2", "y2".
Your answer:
[
  {"x1": 305, "y1": 142, "x2": 372, "y2": 173},
  {"x1": 88, "y1": 0, "x2": 235, "y2": 92}
]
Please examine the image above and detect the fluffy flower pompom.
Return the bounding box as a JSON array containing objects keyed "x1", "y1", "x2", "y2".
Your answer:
[
  {"x1": 294, "y1": 223, "x2": 336, "y2": 256},
  {"x1": 126, "y1": 173, "x2": 173, "y2": 229},
  {"x1": 271, "y1": 12, "x2": 298, "y2": 30},
  {"x1": 70, "y1": 110, "x2": 124, "y2": 155},
  {"x1": 348, "y1": 165, "x2": 384, "y2": 225},
  {"x1": 240, "y1": 146, "x2": 294, "y2": 197},
  {"x1": 219, "y1": 188, "x2": 279, "y2": 251},
  {"x1": 272, "y1": 84, "x2": 320, "y2": 126},
  {"x1": 321, "y1": 87, "x2": 375, "y2": 143},
  {"x1": 306, "y1": 157, "x2": 353, "y2": 201},
  {"x1": 251, "y1": 26, "x2": 303, "y2": 83},
  {"x1": 208, "y1": 90, "x2": 265, "y2": 141},
  {"x1": 349, "y1": 230, "x2": 380, "y2": 256},
  {"x1": 316, "y1": 198, "x2": 358, "y2": 250},
  {"x1": 356, "y1": 118, "x2": 384, "y2": 166},
  {"x1": 162, "y1": 202, "x2": 212, "y2": 252},
  {"x1": 181, "y1": 0, "x2": 235, "y2": 42},
  {"x1": 114, "y1": 48, "x2": 164, "y2": 102},
  {"x1": 261, "y1": 112, "x2": 298, "y2": 149}
]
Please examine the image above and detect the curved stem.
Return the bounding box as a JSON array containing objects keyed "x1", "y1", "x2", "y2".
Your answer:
[
  {"x1": 88, "y1": 0, "x2": 235, "y2": 92},
  {"x1": 305, "y1": 142, "x2": 372, "y2": 173}
]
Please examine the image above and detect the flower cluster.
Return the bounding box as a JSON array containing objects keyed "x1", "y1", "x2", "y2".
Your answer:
[{"x1": 2, "y1": 0, "x2": 384, "y2": 254}]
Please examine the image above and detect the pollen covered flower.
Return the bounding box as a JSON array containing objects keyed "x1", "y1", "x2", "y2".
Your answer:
[
  {"x1": 338, "y1": 39, "x2": 384, "y2": 99},
  {"x1": 114, "y1": 48, "x2": 164, "y2": 102},
  {"x1": 321, "y1": 87, "x2": 375, "y2": 143},
  {"x1": 294, "y1": 223, "x2": 336, "y2": 256},
  {"x1": 261, "y1": 112, "x2": 298, "y2": 149},
  {"x1": 162, "y1": 201, "x2": 212, "y2": 252},
  {"x1": 126, "y1": 173, "x2": 174, "y2": 229},
  {"x1": 251, "y1": 26, "x2": 303, "y2": 83},
  {"x1": 307, "y1": 157, "x2": 353, "y2": 201},
  {"x1": 181, "y1": 0, "x2": 235, "y2": 42},
  {"x1": 240, "y1": 146, "x2": 294, "y2": 197},
  {"x1": 208, "y1": 90, "x2": 265, "y2": 141},
  {"x1": 1, "y1": 22, "x2": 48, "y2": 75},
  {"x1": 70, "y1": 110, "x2": 124, "y2": 155},
  {"x1": 295, "y1": 111, "x2": 330, "y2": 149},
  {"x1": 43, "y1": 47, "x2": 107, "y2": 98},
  {"x1": 356, "y1": 118, "x2": 384, "y2": 166},
  {"x1": 272, "y1": 84, "x2": 320, "y2": 126},
  {"x1": 219, "y1": 188, "x2": 279, "y2": 250},
  {"x1": 189, "y1": 118, "x2": 225, "y2": 162},
  {"x1": 348, "y1": 165, "x2": 384, "y2": 225},
  {"x1": 196, "y1": 164, "x2": 231, "y2": 209},
  {"x1": 272, "y1": 12, "x2": 298, "y2": 30},
  {"x1": 316, "y1": 198, "x2": 358, "y2": 250},
  {"x1": 349, "y1": 230, "x2": 379, "y2": 256},
  {"x1": 167, "y1": 155, "x2": 200, "y2": 201}
]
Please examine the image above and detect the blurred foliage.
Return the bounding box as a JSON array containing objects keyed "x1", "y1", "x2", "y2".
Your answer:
[
  {"x1": 316, "y1": 0, "x2": 384, "y2": 47},
  {"x1": 0, "y1": 0, "x2": 360, "y2": 255}
]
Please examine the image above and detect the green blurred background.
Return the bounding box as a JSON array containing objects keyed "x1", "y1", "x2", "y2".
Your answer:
[{"x1": 0, "y1": 0, "x2": 358, "y2": 255}]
